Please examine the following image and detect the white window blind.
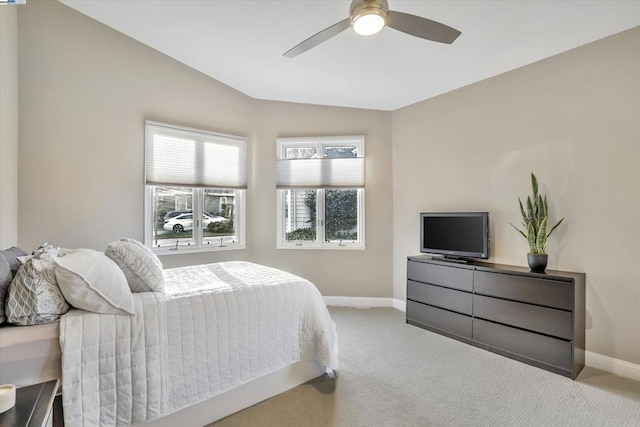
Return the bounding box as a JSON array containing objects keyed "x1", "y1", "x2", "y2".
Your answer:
[
  {"x1": 276, "y1": 136, "x2": 365, "y2": 189},
  {"x1": 276, "y1": 158, "x2": 365, "y2": 188},
  {"x1": 145, "y1": 121, "x2": 247, "y2": 189}
]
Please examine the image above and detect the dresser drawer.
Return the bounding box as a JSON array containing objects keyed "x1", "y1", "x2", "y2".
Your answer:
[
  {"x1": 473, "y1": 295, "x2": 572, "y2": 339},
  {"x1": 407, "y1": 261, "x2": 472, "y2": 292},
  {"x1": 473, "y1": 319, "x2": 572, "y2": 371},
  {"x1": 474, "y1": 270, "x2": 573, "y2": 311},
  {"x1": 407, "y1": 301, "x2": 472, "y2": 339},
  {"x1": 408, "y1": 280, "x2": 472, "y2": 315}
]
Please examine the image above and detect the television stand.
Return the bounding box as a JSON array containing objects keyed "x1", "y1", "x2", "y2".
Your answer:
[{"x1": 406, "y1": 256, "x2": 585, "y2": 379}]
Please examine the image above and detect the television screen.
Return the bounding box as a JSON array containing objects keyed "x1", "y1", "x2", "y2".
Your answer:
[{"x1": 420, "y1": 212, "x2": 489, "y2": 260}]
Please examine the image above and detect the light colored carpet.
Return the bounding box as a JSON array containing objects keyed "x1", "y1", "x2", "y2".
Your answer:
[{"x1": 212, "y1": 307, "x2": 640, "y2": 426}]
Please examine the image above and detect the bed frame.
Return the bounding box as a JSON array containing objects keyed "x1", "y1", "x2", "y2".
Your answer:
[
  {"x1": 141, "y1": 360, "x2": 325, "y2": 426},
  {"x1": 0, "y1": 322, "x2": 61, "y2": 390}
]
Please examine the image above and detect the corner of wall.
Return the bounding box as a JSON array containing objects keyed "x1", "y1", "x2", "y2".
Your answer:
[{"x1": 0, "y1": 6, "x2": 19, "y2": 248}]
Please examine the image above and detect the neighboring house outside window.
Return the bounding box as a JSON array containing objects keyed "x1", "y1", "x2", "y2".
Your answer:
[
  {"x1": 144, "y1": 121, "x2": 246, "y2": 253},
  {"x1": 276, "y1": 136, "x2": 365, "y2": 249}
]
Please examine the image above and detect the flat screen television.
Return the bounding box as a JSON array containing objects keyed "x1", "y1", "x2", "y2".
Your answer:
[{"x1": 420, "y1": 212, "x2": 489, "y2": 262}]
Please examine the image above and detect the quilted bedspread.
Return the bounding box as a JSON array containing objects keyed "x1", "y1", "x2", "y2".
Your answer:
[{"x1": 60, "y1": 261, "x2": 339, "y2": 427}]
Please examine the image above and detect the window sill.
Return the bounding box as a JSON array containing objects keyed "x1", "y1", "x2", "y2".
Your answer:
[
  {"x1": 277, "y1": 244, "x2": 365, "y2": 250},
  {"x1": 152, "y1": 244, "x2": 246, "y2": 255}
]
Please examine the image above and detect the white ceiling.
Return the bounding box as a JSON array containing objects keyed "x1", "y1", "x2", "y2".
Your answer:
[{"x1": 59, "y1": 1, "x2": 640, "y2": 111}]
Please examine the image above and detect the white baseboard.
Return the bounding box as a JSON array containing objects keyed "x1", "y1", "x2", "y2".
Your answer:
[
  {"x1": 585, "y1": 351, "x2": 640, "y2": 382},
  {"x1": 392, "y1": 298, "x2": 406, "y2": 312},
  {"x1": 324, "y1": 297, "x2": 640, "y2": 382},
  {"x1": 324, "y1": 296, "x2": 405, "y2": 311}
]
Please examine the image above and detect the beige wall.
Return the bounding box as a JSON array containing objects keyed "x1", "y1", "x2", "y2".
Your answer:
[
  {"x1": 392, "y1": 28, "x2": 640, "y2": 364},
  {"x1": 17, "y1": 0, "x2": 393, "y2": 298},
  {"x1": 250, "y1": 100, "x2": 393, "y2": 297},
  {"x1": 18, "y1": 0, "x2": 253, "y2": 257},
  {"x1": 0, "y1": 7, "x2": 18, "y2": 248}
]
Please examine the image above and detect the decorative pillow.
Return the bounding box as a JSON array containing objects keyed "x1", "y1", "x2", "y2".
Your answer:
[
  {"x1": 0, "y1": 247, "x2": 28, "y2": 324},
  {"x1": 121, "y1": 238, "x2": 163, "y2": 266},
  {"x1": 17, "y1": 243, "x2": 59, "y2": 264},
  {"x1": 0, "y1": 256, "x2": 12, "y2": 324},
  {"x1": 5, "y1": 258, "x2": 70, "y2": 326},
  {"x1": 105, "y1": 238, "x2": 164, "y2": 293},
  {"x1": 54, "y1": 249, "x2": 135, "y2": 315}
]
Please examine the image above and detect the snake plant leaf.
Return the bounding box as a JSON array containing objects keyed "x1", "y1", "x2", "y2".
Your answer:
[
  {"x1": 536, "y1": 217, "x2": 548, "y2": 254},
  {"x1": 518, "y1": 198, "x2": 527, "y2": 222},
  {"x1": 510, "y1": 222, "x2": 527, "y2": 240},
  {"x1": 526, "y1": 221, "x2": 537, "y2": 254},
  {"x1": 531, "y1": 173, "x2": 539, "y2": 201},
  {"x1": 547, "y1": 217, "x2": 565, "y2": 238},
  {"x1": 526, "y1": 196, "x2": 534, "y2": 223},
  {"x1": 538, "y1": 194, "x2": 545, "y2": 222},
  {"x1": 544, "y1": 195, "x2": 548, "y2": 214}
]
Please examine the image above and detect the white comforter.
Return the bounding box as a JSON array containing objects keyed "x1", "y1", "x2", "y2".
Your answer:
[{"x1": 60, "y1": 261, "x2": 339, "y2": 427}]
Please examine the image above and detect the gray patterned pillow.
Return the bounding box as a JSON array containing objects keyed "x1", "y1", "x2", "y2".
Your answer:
[
  {"x1": 0, "y1": 247, "x2": 28, "y2": 324},
  {"x1": 6, "y1": 258, "x2": 70, "y2": 325},
  {"x1": 105, "y1": 238, "x2": 164, "y2": 293}
]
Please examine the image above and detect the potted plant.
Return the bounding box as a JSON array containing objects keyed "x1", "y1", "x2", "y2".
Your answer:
[{"x1": 510, "y1": 173, "x2": 564, "y2": 272}]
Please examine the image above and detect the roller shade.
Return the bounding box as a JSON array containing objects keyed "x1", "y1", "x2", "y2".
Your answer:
[
  {"x1": 145, "y1": 121, "x2": 247, "y2": 189},
  {"x1": 276, "y1": 157, "x2": 365, "y2": 189}
]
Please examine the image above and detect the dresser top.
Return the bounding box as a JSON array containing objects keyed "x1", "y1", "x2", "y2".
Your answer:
[{"x1": 408, "y1": 255, "x2": 585, "y2": 281}]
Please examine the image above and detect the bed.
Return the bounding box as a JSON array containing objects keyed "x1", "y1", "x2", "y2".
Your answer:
[{"x1": 1, "y1": 261, "x2": 339, "y2": 427}]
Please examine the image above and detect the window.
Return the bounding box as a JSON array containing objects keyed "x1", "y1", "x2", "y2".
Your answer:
[
  {"x1": 276, "y1": 136, "x2": 365, "y2": 249},
  {"x1": 144, "y1": 121, "x2": 246, "y2": 253}
]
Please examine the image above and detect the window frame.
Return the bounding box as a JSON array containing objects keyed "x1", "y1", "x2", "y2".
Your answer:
[
  {"x1": 144, "y1": 186, "x2": 246, "y2": 254},
  {"x1": 143, "y1": 121, "x2": 247, "y2": 254},
  {"x1": 276, "y1": 136, "x2": 365, "y2": 250}
]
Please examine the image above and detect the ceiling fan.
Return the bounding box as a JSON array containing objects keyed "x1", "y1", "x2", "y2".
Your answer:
[{"x1": 283, "y1": 0, "x2": 461, "y2": 58}]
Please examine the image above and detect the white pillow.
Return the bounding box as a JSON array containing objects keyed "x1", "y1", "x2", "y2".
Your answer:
[
  {"x1": 105, "y1": 238, "x2": 164, "y2": 293},
  {"x1": 54, "y1": 249, "x2": 135, "y2": 315}
]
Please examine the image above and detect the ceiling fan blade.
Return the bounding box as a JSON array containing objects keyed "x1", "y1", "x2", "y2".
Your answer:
[
  {"x1": 284, "y1": 18, "x2": 351, "y2": 58},
  {"x1": 386, "y1": 10, "x2": 461, "y2": 44}
]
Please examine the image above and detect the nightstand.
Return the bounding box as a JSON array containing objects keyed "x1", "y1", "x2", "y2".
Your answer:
[{"x1": 0, "y1": 379, "x2": 58, "y2": 427}]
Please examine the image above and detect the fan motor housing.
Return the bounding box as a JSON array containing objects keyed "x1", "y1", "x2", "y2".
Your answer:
[{"x1": 349, "y1": 0, "x2": 389, "y2": 19}]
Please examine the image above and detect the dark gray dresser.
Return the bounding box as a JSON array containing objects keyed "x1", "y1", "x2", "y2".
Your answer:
[{"x1": 406, "y1": 255, "x2": 585, "y2": 379}]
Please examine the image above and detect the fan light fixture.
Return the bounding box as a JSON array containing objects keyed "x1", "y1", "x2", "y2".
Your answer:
[
  {"x1": 283, "y1": 0, "x2": 461, "y2": 58},
  {"x1": 351, "y1": 9, "x2": 387, "y2": 36}
]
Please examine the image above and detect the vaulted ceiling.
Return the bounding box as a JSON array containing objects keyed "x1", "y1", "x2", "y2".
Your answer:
[{"x1": 60, "y1": 1, "x2": 640, "y2": 111}]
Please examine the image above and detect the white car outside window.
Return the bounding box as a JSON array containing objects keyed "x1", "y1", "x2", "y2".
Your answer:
[{"x1": 163, "y1": 213, "x2": 226, "y2": 233}]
